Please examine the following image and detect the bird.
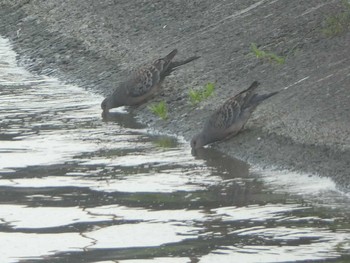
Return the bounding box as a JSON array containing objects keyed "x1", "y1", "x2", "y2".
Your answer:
[
  {"x1": 101, "y1": 49, "x2": 199, "y2": 114},
  {"x1": 191, "y1": 81, "x2": 278, "y2": 150}
]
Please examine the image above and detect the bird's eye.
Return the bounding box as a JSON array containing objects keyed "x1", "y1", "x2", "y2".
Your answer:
[{"x1": 191, "y1": 140, "x2": 196, "y2": 148}]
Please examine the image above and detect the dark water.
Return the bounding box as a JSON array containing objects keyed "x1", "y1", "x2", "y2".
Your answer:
[{"x1": 0, "y1": 37, "x2": 350, "y2": 263}]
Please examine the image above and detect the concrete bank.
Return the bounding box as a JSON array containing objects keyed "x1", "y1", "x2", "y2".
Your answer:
[{"x1": 0, "y1": 0, "x2": 349, "y2": 189}]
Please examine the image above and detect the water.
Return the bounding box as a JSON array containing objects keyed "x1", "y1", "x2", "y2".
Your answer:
[{"x1": 0, "y1": 36, "x2": 349, "y2": 263}]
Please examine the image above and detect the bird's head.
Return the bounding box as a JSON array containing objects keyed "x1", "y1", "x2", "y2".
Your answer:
[
  {"x1": 190, "y1": 133, "x2": 207, "y2": 150},
  {"x1": 101, "y1": 91, "x2": 125, "y2": 114},
  {"x1": 101, "y1": 97, "x2": 109, "y2": 112}
]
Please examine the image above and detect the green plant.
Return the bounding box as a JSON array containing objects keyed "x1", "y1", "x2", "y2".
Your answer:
[
  {"x1": 322, "y1": 0, "x2": 350, "y2": 37},
  {"x1": 250, "y1": 43, "x2": 285, "y2": 64},
  {"x1": 189, "y1": 82, "x2": 215, "y2": 105},
  {"x1": 148, "y1": 101, "x2": 168, "y2": 120}
]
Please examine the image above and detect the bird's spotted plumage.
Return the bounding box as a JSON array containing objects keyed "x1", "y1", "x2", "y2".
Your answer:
[
  {"x1": 206, "y1": 81, "x2": 258, "y2": 130},
  {"x1": 102, "y1": 49, "x2": 199, "y2": 113},
  {"x1": 191, "y1": 81, "x2": 278, "y2": 150}
]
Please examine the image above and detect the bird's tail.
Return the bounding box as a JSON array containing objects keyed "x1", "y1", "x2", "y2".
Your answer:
[
  {"x1": 239, "y1": 81, "x2": 260, "y2": 95},
  {"x1": 169, "y1": 55, "x2": 200, "y2": 69},
  {"x1": 246, "y1": 91, "x2": 278, "y2": 112},
  {"x1": 235, "y1": 81, "x2": 260, "y2": 107},
  {"x1": 160, "y1": 54, "x2": 200, "y2": 80},
  {"x1": 164, "y1": 49, "x2": 178, "y2": 62},
  {"x1": 236, "y1": 81, "x2": 277, "y2": 107},
  {"x1": 249, "y1": 91, "x2": 279, "y2": 105}
]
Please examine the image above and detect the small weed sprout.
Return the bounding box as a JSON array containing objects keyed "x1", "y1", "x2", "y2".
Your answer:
[
  {"x1": 251, "y1": 43, "x2": 266, "y2": 59},
  {"x1": 202, "y1": 82, "x2": 215, "y2": 99},
  {"x1": 149, "y1": 101, "x2": 168, "y2": 120},
  {"x1": 189, "y1": 89, "x2": 202, "y2": 105},
  {"x1": 322, "y1": 0, "x2": 350, "y2": 37},
  {"x1": 189, "y1": 82, "x2": 215, "y2": 105},
  {"x1": 250, "y1": 43, "x2": 285, "y2": 64}
]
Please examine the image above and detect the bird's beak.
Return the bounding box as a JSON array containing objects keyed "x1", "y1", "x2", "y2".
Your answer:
[
  {"x1": 101, "y1": 109, "x2": 108, "y2": 119},
  {"x1": 191, "y1": 147, "x2": 198, "y2": 156}
]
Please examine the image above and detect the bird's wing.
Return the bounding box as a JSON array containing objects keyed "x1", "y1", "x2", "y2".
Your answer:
[
  {"x1": 127, "y1": 66, "x2": 161, "y2": 97},
  {"x1": 207, "y1": 81, "x2": 259, "y2": 127},
  {"x1": 206, "y1": 97, "x2": 242, "y2": 130},
  {"x1": 127, "y1": 49, "x2": 177, "y2": 97}
]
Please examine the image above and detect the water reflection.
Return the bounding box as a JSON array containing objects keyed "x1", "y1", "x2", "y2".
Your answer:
[
  {"x1": 1, "y1": 36, "x2": 350, "y2": 263},
  {"x1": 192, "y1": 147, "x2": 249, "y2": 178},
  {"x1": 102, "y1": 110, "x2": 145, "y2": 129}
]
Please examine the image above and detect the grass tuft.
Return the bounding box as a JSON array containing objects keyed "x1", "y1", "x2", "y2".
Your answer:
[
  {"x1": 148, "y1": 101, "x2": 168, "y2": 120},
  {"x1": 322, "y1": 0, "x2": 350, "y2": 37},
  {"x1": 189, "y1": 82, "x2": 215, "y2": 105},
  {"x1": 250, "y1": 43, "x2": 285, "y2": 64}
]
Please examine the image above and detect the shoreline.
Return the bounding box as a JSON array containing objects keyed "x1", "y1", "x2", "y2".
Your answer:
[{"x1": 1, "y1": 0, "x2": 349, "y2": 190}]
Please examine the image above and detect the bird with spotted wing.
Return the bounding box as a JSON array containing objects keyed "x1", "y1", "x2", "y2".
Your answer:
[
  {"x1": 191, "y1": 81, "x2": 278, "y2": 150},
  {"x1": 101, "y1": 49, "x2": 199, "y2": 114}
]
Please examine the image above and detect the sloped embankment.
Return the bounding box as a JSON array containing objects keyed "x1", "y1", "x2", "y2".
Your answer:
[{"x1": 0, "y1": 0, "x2": 349, "y2": 189}]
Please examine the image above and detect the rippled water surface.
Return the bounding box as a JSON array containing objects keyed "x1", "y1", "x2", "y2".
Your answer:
[{"x1": 1, "y1": 37, "x2": 350, "y2": 263}]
